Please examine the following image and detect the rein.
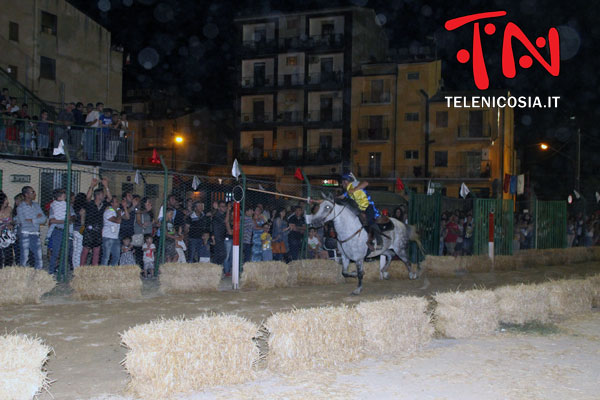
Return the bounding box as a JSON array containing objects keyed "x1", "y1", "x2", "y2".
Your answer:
[
  {"x1": 337, "y1": 226, "x2": 364, "y2": 243},
  {"x1": 326, "y1": 202, "x2": 364, "y2": 244}
]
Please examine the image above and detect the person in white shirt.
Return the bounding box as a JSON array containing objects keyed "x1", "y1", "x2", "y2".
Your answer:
[
  {"x1": 101, "y1": 195, "x2": 129, "y2": 266},
  {"x1": 142, "y1": 235, "x2": 156, "y2": 278},
  {"x1": 84, "y1": 102, "x2": 102, "y2": 161},
  {"x1": 47, "y1": 189, "x2": 74, "y2": 275}
]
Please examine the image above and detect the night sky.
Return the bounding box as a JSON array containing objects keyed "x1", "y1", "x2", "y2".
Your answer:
[{"x1": 68, "y1": 0, "x2": 600, "y2": 199}]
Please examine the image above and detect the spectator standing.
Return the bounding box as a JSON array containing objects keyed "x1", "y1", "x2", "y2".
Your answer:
[
  {"x1": 198, "y1": 232, "x2": 213, "y2": 262},
  {"x1": 1, "y1": 88, "x2": 9, "y2": 104},
  {"x1": 115, "y1": 112, "x2": 129, "y2": 162},
  {"x1": 118, "y1": 192, "x2": 136, "y2": 241},
  {"x1": 71, "y1": 102, "x2": 85, "y2": 157},
  {"x1": 81, "y1": 179, "x2": 111, "y2": 265},
  {"x1": 37, "y1": 111, "x2": 51, "y2": 157},
  {"x1": 16, "y1": 186, "x2": 46, "y2": 269},
  {"x1": 119, "y1": 237, "x2": 135, "y2": 265},
  {"x1": 8, "y1": 97, "x2": 19, "y2": 113},
  {"x1": 142, "y1": 235, "x2": 155, "y2": 278},
  {"x1": 251, "y1": 206, "x2": 266, "y2": 262},
  {"x1": 287, "y1": 206, "x2": 306, "y2": 260},
  {"x1": 0, "y1": 192, "x2": 16, "y2": 267},
  {"x1": 107, "y1": 112, "x2": 120, "y2": 161},
  {"x1": 72, "y1": 193, "x2": 88, "y2": 269},
  {"x1": 261, "y1": 221, "x2": 273, "y2": 261},
  {"x1": 99, "y1": 108, "x2": 113, "y2": 161},
  {"x1": 186, "y1": 202, "x2": 211, "y2": 263},
  {"x1": 134, "y1": 197, "x2": 154, "y2": 267},
  {"x1": 84, "y1": 103, "x2": 101, "y2": 160},
  {"x1": 444, "y1": 215, "x2": 460, "y2": 256},
  {"x1": 567, "y1": 217, "x2": 576, "y2": 247},
  {"x1": 211, "y1": 201, "x2": 228, "y2": 267},
  {"x1": 242, "y1": 207, "x2": 254, "y2": 262},
  {"x1": 47, "y1": 189, "x2": 73, "y2": 275},
  {"x1": 101, "y1": 196, "x2": 129, "y2": 266},
  {"x1": 223, "y1": 202, "x2": 234, "y2": 275},
  {"x1": 462, "y1": 214, "x2": 474, "y2": 255},
  {"x1": 55, "y1": 103, "x2": 75, "y2": 149},
  {"x1": 272, "y1": 208, "x2": 289, "y2": 261}
]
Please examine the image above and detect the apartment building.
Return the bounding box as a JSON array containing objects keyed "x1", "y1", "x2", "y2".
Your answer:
[
  {"x1": 235, "y1": 7, "x2": 388, "y2": 183},
  {"x1": 351, "y1": 60, "x2": 516, "y2": 198}
]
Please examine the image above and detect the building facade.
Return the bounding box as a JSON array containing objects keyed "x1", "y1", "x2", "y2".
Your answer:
[
  {"x1": 235, "y1": 7, "x2": 388, "y2": 185},
  {"x1": 0, "y1": 0, "x2": 123, "y2": 110},
  {"x1": 351, "y1": 60, "x2": 516, "y2": 198}
]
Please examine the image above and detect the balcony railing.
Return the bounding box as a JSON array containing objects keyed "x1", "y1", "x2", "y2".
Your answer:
[
  {"x1": 457, "y1": 124, "x2": 492, "y2": 139},
  {"x1": 0, "y1": 116, "x2": 134, "y2": 164},
  {"x1": 358, "y1": 127, "x2": 390, "y2": 141},
  {"x1": 241, "y1": 75, "x2": 275, "y2": 88},
  {"x1": 307, "y1": 71, "x2": 343, "y2": 85},
  {"x1": 238, "y1": 145, "x2": 342, "y2": 166},
  {"x1": 307, "y1": 108, "x2": 343, "y2": 122},
  {"x1": 308, "y1": 33, "x2": 345, "y2": 49},
  {"x1": 278, "y1": 73, "x2": 305, "y2": 87},
  {"x1": 241, "y1": 39, "x2": 277, "y2": 55},
  {"x1": 361, "y1": 92, "x2": 391, "y2": 104},
  {"x1": 240, "y1": 112, "x2": 273, "y2": 124},
  {"x1": 276, "y1": 110, "x2": 303, "y2": 123}
]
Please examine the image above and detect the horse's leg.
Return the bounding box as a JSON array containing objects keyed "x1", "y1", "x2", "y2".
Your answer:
[
  {"x1": 341, "y1": 254, "x2": 356, "y2": 278},
  {"x1": 395, "y1": 245, "x2": 416, "y2": 280},
  {"x1": 379, "y1": 251, "x2": 393, "y2": 280},
  {"x1": 352, "y1": 259, "x2": 364, "y2": 295}
]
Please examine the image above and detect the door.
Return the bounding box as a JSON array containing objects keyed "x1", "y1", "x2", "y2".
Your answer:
[
  {"x1": 253, "y1": 63, "x2": 266, "y2": 87},
  {"x1": 320, "y1": 96, "x2": 333, "y2": 121},
  {"x1": 252, "y1": 137, "x2": 264, "y2": 159},
  {"x1": 253, "y1": 100, "x2": 265, "y2": 122},
  {"x1": 320, "y1": 57, "x2": 333, "y2": 83}
]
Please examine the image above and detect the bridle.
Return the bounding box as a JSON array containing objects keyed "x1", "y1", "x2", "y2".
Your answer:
[{"x1": 320, "y1": 200, "x2": 364, "y2": 244}]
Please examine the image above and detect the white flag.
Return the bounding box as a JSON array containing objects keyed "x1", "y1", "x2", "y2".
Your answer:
[
  {"x1": 134, "y1": 170, "x2": 140, "y2": 185},
  {"x1": 596, "y1": 192, "x2": 600, "y2": 203},
  {"x1": 258, "y1": 184, "x2": 265, "y2": 191},
  {"x1": 426, "y1": 180, "x2": 434, "y2": 195},
  {"x1": 53, "y1": 139, "x2": 65, "y2": 156},
  {"x1": 573, "y1": 190, "x2": 581, "y2": 199},
  {"x1": 232, "y1": 159, "x2": 241, "y2": 180},
  {"x1": 192, "y1": 176, "x2": 200, "y2": 190},
  {"x1": 460, "y1": 183, "x2": 470, "y2": 199},
  {"x1": 517, "y1": 174, "x2": 525, "y2": 195},
  {"x1": 348, "y1": 172, "x2": 360, "y2": 186}
]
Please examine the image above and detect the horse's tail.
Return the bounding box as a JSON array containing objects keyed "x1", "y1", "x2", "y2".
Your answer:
[{"x1": 407, "y1": 225, "x2": 427, "y2": 258}]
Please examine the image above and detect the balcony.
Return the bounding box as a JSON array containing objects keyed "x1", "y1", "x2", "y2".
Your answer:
[
  {"x1": 307, "y1": 108, "x2": 343, "y2": 123},
  {"x1": 358, "y1": 127, "x2": 390, "y2": 141},
  {"x1": 361, "y1": 92, "x2": 391, "y2": 104},
  {"x1": 278, "y1": 73, "x2": 305, "y2": 87},
  {"x1": 240, "y1": 112, "x2": 273, "y2": 125},
  {"x1": 238, "y1": 146, "x2": 342, "y2": 166},
  {"x1": 0, "y1": 116, "x2": 134, "y2": 165},
  {"x1": 241, "y1": 39, "x2": 277, "y2": 56},
  {"x1": 457, "y1": 124, "x2": 492, "y2": 139},
  {"x1": 307, "y1": 71, "x2": 343, "y2": 86},
  {"x1": 308, "y1": 34, "x2": 345, "y2": 49},
  {"x1": 241, "y1": 75, "x2": 275, "y2": 89},
  {"x1": 276, "y1": 110, "x2": 303, "y2": 123}
]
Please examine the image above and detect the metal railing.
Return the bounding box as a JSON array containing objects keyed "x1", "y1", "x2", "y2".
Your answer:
[
  {"x1": 307, "y1": 71, "x2": 343, "y2": 85},
  {"x1": 358, "y1": 127, "x2": 390, "y2": 141},
  {"x1": 361, "y1": 92, "x2": 391, "y2": 104},
  {"x1": 457, "y1": 124, "x2": 492, "y2": 139},
  {"x1": 307, "y1": 108, "x2": 343, "y2": 122},
  {"x1": 278, "y1": 73, "x2": 305, "y2": 87},
  {"x1": 0, "y1": 66, "x2": 57, "y2": 119},
  {"x1": 276, "y1": 110, "x2": 303, "y2": 123},
  {"x1": 238, "y1": 146, "x2": 342, "y2": 166},
  {"x1": 241, "y1": 75, "x2": 275, "y2": 88},
  {"x1": 240, "y1": 112, "x2": 273, "y2": 124},
  {"x1": 0, "y1": 116, "x2": 134, "y2": 164},
  {"x1": 241, "y1": 39, "x2": 277, "y2": 54},
  {"x1": 278, "y1": 34, "x2": 345, "y2": 49}
]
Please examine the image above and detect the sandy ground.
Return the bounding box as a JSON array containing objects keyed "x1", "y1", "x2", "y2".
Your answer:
[{"x1": 1, "y1": 261, "x2": 600, "y2": 400}]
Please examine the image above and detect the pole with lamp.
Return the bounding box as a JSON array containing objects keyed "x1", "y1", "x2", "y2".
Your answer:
[{"x1": 172, "y1": 134, "x2": 184, "y2": 171}]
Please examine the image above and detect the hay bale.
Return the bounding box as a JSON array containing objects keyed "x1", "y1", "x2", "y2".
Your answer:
[
  {"x1": 356, "y1": 297, "x2": 433, "y2": 356},
  {"x1": 0, "y1": 267, "x2": 56, "y2": 305},
  {"x1": 71, "y1": 265, "x2": 142, "y2": 300},
  {"x1": 493, "y1": 255, "x2": 519, "y2": 271},
  {"x1": 159, "y1": 262, "x2": 222, "y2": 294},
  {"x1": 121, "y1": 314, "x2": 259, "y2": 399},
  {"x1": 463, "y1": 255, "x2": 493, "y2": 273},
  {"x1": 241, "y1": 261, "x2": 292, "y2": 290},
  {"x1": 0, "y1": 334, "x2": 52, "y2": 400},
  {"x1": 289, "y1": 259, "x2": 344, "y2": 286},
  {"x1": 265, "y1": 305, "x2": 364, "y2": 373},
  {"x1": 433, "y1": 289, "x2": 499, "y2": 338},
  {"x1": 495, "y1": 283, "x2": 551, "y2": 324},
  {"x1": 590, "y1": 246, "x2": 600, "y2": 261},
  {"x1": 354, "y1": 260, "x2": 410, "y2": 283},
  {"x1": 421, "y1": 256, "x2": 463, "y2": 277},
  {"x1": 563, "y1": 247, "x2": 594, "y2": 264},
  {"x1": 544, "y1": 279, "x2": 593, "y2": 317},
  {"x1": 588, "y1": 274, "x2": 600, "y2": 308}
]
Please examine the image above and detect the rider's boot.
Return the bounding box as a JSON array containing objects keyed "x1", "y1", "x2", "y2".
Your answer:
[{"x1": 370, "y1": 223, "x2": 383, "y2": 250}]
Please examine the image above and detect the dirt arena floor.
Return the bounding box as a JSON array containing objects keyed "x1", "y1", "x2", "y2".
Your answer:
[{"x1": 2, "y1": 261, "x2": 600, "y2": 400}]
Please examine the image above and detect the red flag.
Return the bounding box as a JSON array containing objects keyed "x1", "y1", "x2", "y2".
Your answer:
[
  {"x1": 294, "y1": 168, "x2": 304, "y2": 181},
  {"x1": 503, "y1": 173, "x2": 511, "y2": 193},
  {"x1": 395, "y1": 178, "x2": 404, "y2": 191},
  {"x1": 150, "y1": 148, "x2": 161, "y2": 164}
]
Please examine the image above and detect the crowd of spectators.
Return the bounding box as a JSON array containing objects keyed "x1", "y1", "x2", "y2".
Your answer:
[{"x1": 0, "y1": 89, "x2": 130, "y2": 162}]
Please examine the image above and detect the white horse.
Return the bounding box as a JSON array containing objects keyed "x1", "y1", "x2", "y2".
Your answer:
[{"x1": 307, "y1": 192, "x2": 423, "y2": 295}]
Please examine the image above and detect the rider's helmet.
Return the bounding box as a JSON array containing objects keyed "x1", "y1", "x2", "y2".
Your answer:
[{"x1": 381, "y1": 209, "x2": 389, "y2": 217}]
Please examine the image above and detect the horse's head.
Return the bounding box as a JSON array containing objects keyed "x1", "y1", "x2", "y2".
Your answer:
[{"x1": 305, "y1": 192, "x2": 336, "y2": 227}]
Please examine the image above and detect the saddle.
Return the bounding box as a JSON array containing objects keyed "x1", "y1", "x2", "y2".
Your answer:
[{"x1": 375, "y1": 216, "x2": 394, "y2": 233}]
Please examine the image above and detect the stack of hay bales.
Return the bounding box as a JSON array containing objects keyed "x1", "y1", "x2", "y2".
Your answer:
[
  {"x1": 351, "y1": 260, "x2": 410, "y2": 282},
  {"x1": 159, "y1": 262, "x2": 222, "y2": 294},
  {"x1": 495, "y1": 283, "x2": 552, "y2": 324},
  {"x1": 589, "y1": 274, "x2": 600, "y2": 308},
  {"x1": 433, "y1": 289, "x2": 499, "y2": 338},
  {"x1": 121, "y1": 315, "x2": 259, "y2": 399},
  {"x1": 241, "y1": 261, "x2": 296, "y2": 289},
  {"x1": 0, "y1": 334, "x2": 52, "y2": 399},
  {"x1": 544, "y1": 279, "x2": 593, "y2": 317},
  {"x1": 289, "y1": 259, "x2": 345, "y2": 286},
  {"x1": 265, "y1": 305, "x2": 364, "y2": 373},
  {"x1": 356, "y1": 297, "x2": 433, "y2": 356},
  {"x1": 71, "y1": 265, "x2": 142, "y2": 300},
  {"x1": 0, "y1": 266, "x2": 56, "y2": 305}
]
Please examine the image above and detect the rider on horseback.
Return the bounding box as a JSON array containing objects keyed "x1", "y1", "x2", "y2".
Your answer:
[{"x1": 339, "y1": 173, "x2": 382, "y2": 251}]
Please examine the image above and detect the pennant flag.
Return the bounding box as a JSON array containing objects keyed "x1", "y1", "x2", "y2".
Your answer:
[
  {"x1": 573, "y1": 190, "x2": 581, "y2": 199},
  {"x1": 150, "y1": 148, "x2": 161, "y2": 164},
  {"x1": 427, "y1": 180, "x2": 435, "y2": 195},
  {"x1": 596, "y1": 192, "x2": 600, "y2": 203},
  {"x1": 517, "y1": 174, "x2": 525, "y2": 195},
  {"x1": 134, "y1": 170, "x2": 140, "y2": 185},
  {"x1": 509, "y1": 175, "x2": 517, "y2": 194},
  {"x1": 395, "y1": 178, "x2": 405, "y2": 192},
  {"x1": 460, "y1": 182, "x2": 470, "y2": 199},
  {"x1": 258, "y1": 184, "x2": 265, "y2": 191},
  {"x1": 53, "y1": 139, "x2": 65, "y2": 156},
  {"x1": 232, "y1": 159, "x2": 241, "y2": 179},
  {"x1": 503, "y1": 173, "x2": 511, "y2": 193},
  {"x1": 192, "y1": 176, "x2": 200, "y2": 190},
  {"x1": 294, "y1": 167, "x2": 304, "y2": 181}
]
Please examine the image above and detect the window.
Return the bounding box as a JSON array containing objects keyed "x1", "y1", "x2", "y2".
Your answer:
[
  {"x1": 436, "y1": 111, "x2": 448, "y2": 128},
  {"x1": 405, "y1": 150, "x2": 419, "y2": 160},
  {"x1": 405, "y1": 112, "x2": 419, "y2": 121},
  {"x1": 434, "y1": 151, "x2": 448, "y2": 167},
  {"x1": 40, "y1": 56, "x2": 56, "y2": 80},
  {"x1": 144, "y1": 184, "x2": 159, "y2": 198},
  {"x1": 286, "y1": 17, "x2": 300, "y2": 30},
  {"x1": 370, "y1": 79, "x2": 383, "y2": 102},
  {"x1": 41, "y1": 11, "x2": 57, "y2": 35},
  {"x1": 319, "y1": 134, "x2": 332, "y2": 150},
  {"x1": 7, "y1": 65, "x2": 18, "y2": 81},
  {"x1": 286, "y1": 56, "x2": 297, "y2": 66},
  {"x1": 468, "y1": 110, "x2": 484, "y2": 137},
  {"x1": 9, "y1": 22, "x2": 19, "y2": 42},
  {"x1": 407, "y1": 72, "x2": 420, "y2": 80},
  {"x1": 368, "y1": 152, "x2": 382, "y2": 177},
  {"x1": 321, "y1": 22, "x2": 335, "y2": 36}
]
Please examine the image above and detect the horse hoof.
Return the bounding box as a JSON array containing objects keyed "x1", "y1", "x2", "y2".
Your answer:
[
  {"x1": 409, "y1": 272, "x2": 417, "y2": 280},
  {"x1": 351, "y1": 287, "x2": 363, "y2": 295}
]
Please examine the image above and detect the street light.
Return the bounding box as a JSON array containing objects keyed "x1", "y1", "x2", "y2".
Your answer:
[
  {"x1": 538, "y1": 141, "x2": 580, "y2": 192},
  {"x1": 175, "y1": 136, "x2": 184, "y2": 144},
  {"x1": 539, "y1": 143, "x2": 549, "y2": 150},
  {"x1": 172, "y1": 134, "x2": 184, "y2": 170}
]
